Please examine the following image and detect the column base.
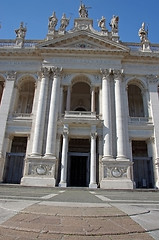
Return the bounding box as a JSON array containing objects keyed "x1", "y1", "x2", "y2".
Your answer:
[
  {"x1": 100, "y1": 179, "x2": 134, "y2": 189},
  {"x1": 22, "y1": 156, "x2": 57, "y2": 187},
  {"x1": 89, "y1": 183, "x2": 97, "y2": 189},
  {"x1": 21, "y1": 176, "x2": 56, "y2": 187},
  {"x1": 59, "y1": 182, "x2": 67, "y2": 187},
  {"x1": 100, "y1": 158, "x2": 134, "y2": 189}
]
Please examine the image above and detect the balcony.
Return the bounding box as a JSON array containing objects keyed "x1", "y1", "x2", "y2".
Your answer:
[
  {"x1": 129, "y1": 117, "x2": 153, "y2": 125},
  {"x1": 62, "y1": 111, "x2": 101, "y2": 124}
]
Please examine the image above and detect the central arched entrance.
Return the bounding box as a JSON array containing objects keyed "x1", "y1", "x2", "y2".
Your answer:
[{"x1": 67, "y1": 138, "x2": 90, "y2": 187}]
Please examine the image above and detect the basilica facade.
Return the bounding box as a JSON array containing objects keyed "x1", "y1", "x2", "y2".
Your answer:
[{"x1": 0, "y1": 4, "x2": 159, "y2": 189}]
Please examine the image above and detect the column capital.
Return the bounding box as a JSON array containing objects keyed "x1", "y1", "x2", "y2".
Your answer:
[
  {"x1": 146, "y1": 74, "x2": 158, "y2": 84},
  {"x1": 91, "y1": 132, "x2": 97, "y2": 139},
  {"x1": 113, "y1": 69, "x2": 124, "y2": 80},
  {"x1": 100, "y1": 68, "x2": 113, "y2": 79},
  {"x1": 51, "y1": 66, "x2": 63, "y2": 78},
  {"x1": 63, "y1": 124, "x2": 69, "y2": 137},
  {"x1": 41, "y1": 67, "x2": 50, "y2": 78},
  {"x1": 6, "y1": 71, "x2": 17, "y2": 81}
]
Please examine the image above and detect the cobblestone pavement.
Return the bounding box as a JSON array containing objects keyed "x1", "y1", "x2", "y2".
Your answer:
[{"x1": 0, "y1": 186, "x2": 158, "y2": 240}]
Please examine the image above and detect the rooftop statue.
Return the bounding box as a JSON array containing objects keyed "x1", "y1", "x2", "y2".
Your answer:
[
  {"x1": 138, "y1": 22, "x2": 148, "y2": 43},
  {"x1": 110, "y1": 15, "x2": 119, "y2": 33},
  {"x1": 98, "y1": 16, "x2": 107, "y2": 31},
  {"x1": 48, "y1": 11, "x2": 58, "y2": 32},
  {"x1": 79, "y1": 3, "x2": 88, "y2": 18},
  {"x1": 15, "y1": 22, "x2": 27, "y2": 39},
  {"x1": 138, "y1": 22, "x2": 151, "y2": 52},
  {"x1": 59, "y1": 13, "x2": 70, "y2": 32}
]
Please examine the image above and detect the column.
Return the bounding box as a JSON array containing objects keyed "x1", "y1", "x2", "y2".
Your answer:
[
  {"x1": 89, "y1": 126, "x2": 97, "y2": 188},
  {"x1": 59, "y1": 125, "x2": 69, "y2": 187},
  {"x1": 114, "y1": 69, "x2": 127, "y2": 159},
  {"x1": 59, "y1": 86, "x2": 64, "y2": 116},
  {"x1": 45, "y1": 67, "x2": 62, "y2": 157},
  {"x1": 31, "y1": 67, "x2": 50, "y2": 156},
  {"x1": 66, "y1": 85, "x2": 71, "y2": 111},
  {"x1": 0, "y1": 71, "x2": 16, "y2": 157},
  {"x1": 100, "y1": 69, "x2": 113, "y2": 158},
  {"x1": 91, "y1": 87, "x2": 95, "y2": 112},
  {"x1": 148, "y1": 75, "x2": 159, "y2": 188}
]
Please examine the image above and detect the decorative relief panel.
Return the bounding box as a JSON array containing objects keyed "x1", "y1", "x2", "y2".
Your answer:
[
  {"x1": 104, "y1": 166, "x2": 127, "y2": 178},
  {"x1": 28, "y1": 163, "x2": 54, "y2": 176}
]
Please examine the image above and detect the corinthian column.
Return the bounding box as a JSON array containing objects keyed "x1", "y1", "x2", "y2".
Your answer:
[
  {"x1": 100, "y1": 69, "x2": 113, "y2": 159},
  {"x1": 31, "y1": 67, "x2": 50, "y2": 156},
  {"x1": 45, "y1": 66, "x2": 62, "y2": 157},
  {"x1": 114, "y1": 69, "x2": 127, "y2": 159}
]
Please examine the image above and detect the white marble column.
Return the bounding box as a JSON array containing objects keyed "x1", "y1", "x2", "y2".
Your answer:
[
  {"x1": 31, "y1": 67, "x2": 50, "y2": 156},
  {"x1": 0, "y1": 71, "x2": 16, "y2": 158},
  {"x1": 148, "y1": 75, "x2": 159, "y2": 188},
  {"x1": 100, "y1": 69, "x2": 113, "y2": 159},
  {"x1": 66, "y1": 85, "x2": 71, "y2": 111},
  {"x1": 91, "y1": 87, "x2": 95, "y2": 112},
  {"x1": 114, "y1": 69, "x2": 127, "y2": 160},
  {"x1": 89, "y1": 126, "x2": 97, "y2": 188},
  {"x1": 45, "y1": 67, "x2": 62, "y2": 157},
  {"x1": 59, "y1": 125, "x2": 69, "y2": 187}
]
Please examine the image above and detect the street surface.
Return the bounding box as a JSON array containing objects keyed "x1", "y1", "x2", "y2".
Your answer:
[{"x1": 0, "y1": 185, "x2": 158, "y2": 239}]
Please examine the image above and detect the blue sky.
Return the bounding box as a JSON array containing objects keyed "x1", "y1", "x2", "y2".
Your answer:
[{"x1": 1, "y1": 0, "x2": 159, "y2": 43}]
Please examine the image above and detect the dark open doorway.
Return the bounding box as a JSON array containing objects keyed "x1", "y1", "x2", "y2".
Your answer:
[
  {"x1": 3, "y1": 137, "x2": 27, "y2": 184},
  {"x1": 132, "y1": 141, "x2": 154, "y2": 188},
  {"x1": 68, "y1": 138, "x2": 90, "y2": 187}
]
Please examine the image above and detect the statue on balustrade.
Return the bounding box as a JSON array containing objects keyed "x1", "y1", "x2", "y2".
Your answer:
[
  {"x1": 48, "y1": 11, "x2": 58, "y2": 32},
  {"x1": 59, "y1": 13, "x2": 70, "y2": 32},
  {"x1": 98, "y1": 16, "x2": 107, "y2": 31},
  {"x1": 15, "y1": 22, "x2": 27, "y2": 39},
  {"x1": 79, "y1": 3, "x2": 88, "y2": 18},
  {"x1": 138, "y1": 22, "x2": 148, "y2": 43},
  {"x1": 110, "y1": 15, "x2": 119, "y2": 33}
]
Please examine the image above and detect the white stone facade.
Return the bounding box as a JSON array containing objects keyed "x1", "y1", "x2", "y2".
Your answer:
[{"x1": 0, "y1": 5, "x2": 159, "y2": 189}]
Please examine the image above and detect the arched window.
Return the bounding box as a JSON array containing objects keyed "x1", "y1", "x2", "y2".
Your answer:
[
  {"x1": 71, "y1": 81, "x2": 91, "y2": 111},
  {"x1": 128, "y1": 84, "x2": 144, "y2": 117},
  {"x1": 16, "y1": 80, "x2": 35, "y2": 114},
  {"x1": 0, "y1": 81, "x2": 4, "y2": 104}
]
